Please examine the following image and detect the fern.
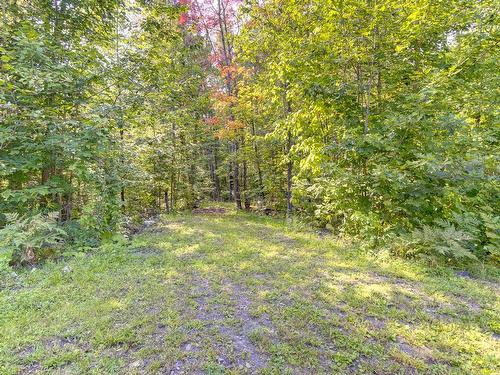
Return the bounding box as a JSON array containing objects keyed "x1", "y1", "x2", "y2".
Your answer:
[
  {"x1": 389, "y1": 222, "x2": 476, "y2": 263},
  {"x1": 0, "y1": 213, "x2": 66, "y2": 270},
  {"x1": 481, "y1": 213, "x2": 500, "y2": 265}
]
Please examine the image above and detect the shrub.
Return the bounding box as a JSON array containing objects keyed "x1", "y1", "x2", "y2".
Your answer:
[
  {"x1": 0, "y1": 212, "x2": 66, "y2": 270},
  {"x1": 481, "y1": 213, "x2": 500, "y2": 265},
  {"x1": 388, "y1": 222, "x2": 476, "y2": 264}
]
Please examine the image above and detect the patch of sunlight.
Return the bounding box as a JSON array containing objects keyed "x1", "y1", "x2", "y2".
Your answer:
[
  {"x1": 321, "y1": 281, "x2": 344, "y2": 295},
  {"x1": 385, "y1": 321, "x2": 421, "y2": 345},
  {"x1": 429, "y1": 292, "x2": 456, "y2": 306},
  {"x1": 389, "y1": 348, "x2": 428, "y2": 371},
  {"x1": 293, "y1": 247, "x2": 317, "y2": 258},
  {"x1": 155, "y1": 241, "x2": 174, "y2": 250},
  {"x1": 237, "y1": 260, "x2": 254, "y2": 271},
  {"x1": 163, "y1": 269, "x2": 179, "y2": 282},
  {"x1": 246, "y1": 238, "x2": 270, "y2": 251},
  {"x1": 332, "y1": 272, "x2": 365, "y2": 284},
  {"x1": 405, "y1": 320, "x2": 499, "y2": 357},
  {"x1": 193, "y1": 262, "x2": 216, "y2": 274},
  {"x1": 106, "y1": 299, "x2": 125, "y2": 310},
  {"x1": 260, "y1": 244, "x2": 285, "y2": 259},
  {"x1": 162, "y1": 222, "x2": 184, "y2": 229},
  {"x1": 316, "y1": 291, "x2": 342, "y2": 308},
  {"x1": 356, "y1": 283, "x2": 393, "y2": 298},
  {"x1": 322, "y1": 257, "x2": 357, "y2": 269},
  {"x1": 435, "y1": 322, "x2": 499, "y2": 352},
  {"x1": 175, "y1": 226, "x2": 198, "y2": 236},
  {"x1": 162, "y1": 222, "x2": 191, "y2": 232},
  {"x1": 173, "y1": 243, "x2": 200, "y2": 256}
]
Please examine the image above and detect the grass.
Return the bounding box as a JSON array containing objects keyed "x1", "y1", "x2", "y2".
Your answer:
[{"x1": 1, "y1": 204, "x2": 499, "y2": 374}]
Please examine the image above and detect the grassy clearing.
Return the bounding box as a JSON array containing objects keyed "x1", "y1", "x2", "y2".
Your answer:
[{"x1": 1, "y1": 205, "x2": 499, "y2": 374}]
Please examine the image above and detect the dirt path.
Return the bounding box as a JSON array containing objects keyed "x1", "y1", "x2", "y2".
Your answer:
[{"x1": 2, "y1": 210, "x2": 499, "y2": 374}]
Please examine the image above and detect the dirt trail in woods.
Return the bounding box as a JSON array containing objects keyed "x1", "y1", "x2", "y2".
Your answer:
[{"x1": 2, "y1": 208, "x2": 499, "y2": 374}]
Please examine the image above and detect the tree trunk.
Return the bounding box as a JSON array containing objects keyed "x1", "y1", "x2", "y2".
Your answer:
[
  {"x1": 286, "y1": 129, "x2": 293, "y2": 219},
  {"x1": 282, "y1": 82, "x2": 293, "y2": 219},
  {"x1": 243, "y1": 160, "x2": 250, "y2": 210},
  {"x1": 213, "y1": 144, "x2": 220, "y2": 201},
  {"x1": 119, "y1": 127, "x2": 125, "y2": 208},
  {"x1": 157, "y1": 188, "x2": 162, "y2": 212},
  {"x1": 170, "y1": 121, "x2": 177, "y2": 211},
  {"x1": 251, "y1": 121, "x2": 265, "y2": 202},
  {"x1": 228, "y1": 161, "x2": 233, "y2": 201},
  {"x1": 58, "y1": 192, "x2": 72, "y2": 223},
  {"x1": 233, "y1": 142, "x2": 242, "y2": 210},
  {"x1": 170, "y1": 177, "x2": 175, "y2": 211},
  {"x1": 208, "y1": 143, "x2": 220, "y2": 201},
  {"x1": 189, "y1": 162, "x2": 196, "y2": 208}
]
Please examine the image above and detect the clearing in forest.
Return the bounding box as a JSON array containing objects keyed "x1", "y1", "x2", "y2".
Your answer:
[{"x1": 1, "y1": 207, "x2": 499, "y2": 374}]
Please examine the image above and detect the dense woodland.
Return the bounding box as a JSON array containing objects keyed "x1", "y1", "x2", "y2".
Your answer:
[{"x1": 0, "y1": 0, "x2": 499, "y2": 268}]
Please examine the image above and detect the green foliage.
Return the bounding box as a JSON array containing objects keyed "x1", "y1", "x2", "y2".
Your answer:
[
  {"x1": 1, "y1": 0, "x2": 498, "y2": 266},
  {"x1": 234, "y1": 0, "x2": 499, "y2": 264},
  {"x1": 388, "y1": 222, "x2": 476, "y2": 264},
  {"x1": 481, "y1": 213, "x2": 500, "y2": 265},
  {"x1": 0, "y1": 0, "x2": 209, "y2": 262},
  {"x1": 0, "y1": 0, "x2": 123, "y2": 247},
  {"x1": 0, "y1": 212, "x2": 66, "y2": 270}
]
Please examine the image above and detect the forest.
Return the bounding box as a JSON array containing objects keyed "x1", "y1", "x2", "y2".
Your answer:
[
  {"x1": 0, "y1": 0, "x2": 499, "y2": 374},
  {"x1": 1, "y1": 0, "x2": 499, "y2": 265}
]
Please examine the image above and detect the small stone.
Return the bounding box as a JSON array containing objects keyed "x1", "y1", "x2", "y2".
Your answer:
[
  {"x1": 131, "y1": 360, "x2": 141, "y2": 368},
  {"x1": 63, "y1": 265, "x2": 71, "y2": 273},
  {"x1": 245, "y1": 362, "x2": 251, "y2": 368},
  {"x1": 185, "y1": 343, "x2": 192, "y2": 351}
]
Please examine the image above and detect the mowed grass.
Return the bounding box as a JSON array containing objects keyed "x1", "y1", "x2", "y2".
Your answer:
[{"x1": 1, "y1": 206, "x2": 499, "y2": 374}]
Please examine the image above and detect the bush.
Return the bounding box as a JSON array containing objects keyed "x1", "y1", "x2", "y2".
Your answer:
[
  {"x1": 388, "y1": 222, "x2": 476, "y2": 264},
  {"x1": 62, "y1": 220, "x2": 100, "y2": 251},
  {"x1": 481, "y1": 213, "x2": 500, "y2": 265},
  {"x1": 0, "y1": 212, "x2": 66, "y2": 270}
]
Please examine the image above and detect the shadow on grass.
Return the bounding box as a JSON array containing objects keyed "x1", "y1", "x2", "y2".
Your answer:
[{"x1": 1, "y1": 211, "x2": 498, "y2": 374}]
